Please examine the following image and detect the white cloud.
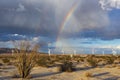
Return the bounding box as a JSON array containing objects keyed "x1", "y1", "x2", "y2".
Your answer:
[
  {"x1": 16, "y1": 3, "x2": 25, "y2": 12},
  {"x1": 99, "y1": 0, "x2": 120, "y2": 10},
  {"x1": 0, "y1": 40, "x2": 37, "y2": 48},
  {"x1": 0, "y1": 41, "x2": 14, "y2": 48},
  {"x1": 10, "y1": 34, "x2": 26, "y2": 38},
  {"x1": 13, "y1": 34, "x2": 18, "y2": 36},
  {"x1": 32, "y1": 37, "x2": 40, "y2": 42}
]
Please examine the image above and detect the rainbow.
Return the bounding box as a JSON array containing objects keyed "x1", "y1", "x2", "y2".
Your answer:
[{"x1": 56, "y1": 2, "x2": 79, "y2": 46}]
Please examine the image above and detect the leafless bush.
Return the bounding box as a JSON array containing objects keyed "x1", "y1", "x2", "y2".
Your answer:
[{"x1": 13, "y1": 41, "x2": 39, "y2": 79}]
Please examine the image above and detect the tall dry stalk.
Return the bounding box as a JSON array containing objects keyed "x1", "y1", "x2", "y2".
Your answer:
[{"x1": 13, "y1": 41, "x2": 39, "y2": 78}]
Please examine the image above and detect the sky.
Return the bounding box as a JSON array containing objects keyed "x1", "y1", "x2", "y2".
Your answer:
[{"x1": 0, "y1": 0, "x2": 120, "y2": 52}]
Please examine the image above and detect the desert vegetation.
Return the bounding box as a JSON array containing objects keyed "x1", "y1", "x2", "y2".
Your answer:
[
  {"x1": 0, "y1": 49, "x2": 120, "y2": 80},
  {"x1": 13, "y1": 41, "x2": 39, "y2": 79}
]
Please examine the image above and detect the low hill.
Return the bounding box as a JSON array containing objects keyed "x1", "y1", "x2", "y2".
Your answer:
[{"x1": 0, "y1": 48, "x2": 13, "y2": 53}]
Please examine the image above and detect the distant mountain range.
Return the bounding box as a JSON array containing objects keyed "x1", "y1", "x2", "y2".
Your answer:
[
  {"x1": 0, "y1": 48, "x2": 47, "y2": 54},
  {"x1": 0, "y1": 48, "x2": 14, "y2": 53}
]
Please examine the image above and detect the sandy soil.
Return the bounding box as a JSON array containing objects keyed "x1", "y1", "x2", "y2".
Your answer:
[{"x1": 0, "y1": 63, "x2": 120, "y2": 80}]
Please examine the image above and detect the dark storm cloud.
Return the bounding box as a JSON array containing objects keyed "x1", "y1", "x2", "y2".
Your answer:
[
  {"x1": 0, "y1": 0, "x2": 120, "y2": 42},
  {"x1": 0, "y1": 0, "x2": 58, "y2": 39},
  {"x1": 77, "y1": 24, "x2": 120, "y2": 40}
]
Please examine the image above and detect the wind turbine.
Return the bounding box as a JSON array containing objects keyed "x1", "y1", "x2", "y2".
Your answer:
[
  {"x1": 12, "y1": 49, "x2": 14, "y2": 55},
  {"x1": 48, "y1": 49, "x2": 51, "y2": 56},
  {"x1": 102, "y1": 50, "x2": 104, "y2": 56},
  {"x1": 92, "y1": 48, "x2": 95, "y2": 55},
  {"x1": 73, "y1": 50, "x2": 76, "y2": 55},
  {"x1": 80, "y1": 49, "x2": 83, "y2": 54},
  {"x1": 48, "y1": 42, "x2": 51, "y2": 56},
  {"x1": 61, "y1": 49, "x2": 65, "y2": 55},
  {"x1": 112, "y1": 48, "x2": 117, "y2": 56}
]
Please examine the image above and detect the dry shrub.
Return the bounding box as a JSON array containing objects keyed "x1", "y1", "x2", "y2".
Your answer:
[
  {"x1": 86, "y1": 56, "x2": 98, "y2": 67},
  {"x1": 11, "y1": 73, "x2": 19, "y2": 78},
  {"x1": 2, "y1": 58, "x2": 10, "y2": 64},
  {"x1": 96, "y1": 55, "x2": 116, "y2": 66},
  {"x1": 105, "y1": 56, "x2": 115, "y2": 64},
  {"x1": 36, "y1": 55, "x2": 50, "y2": 67},
  {"x1": 84, "y1": 72, "x2": 93, "y2": 77},
  {"x1": 0, "y1": 63, "x2": 3, "y2": 66},
  {"x1": 116, "y1": 65, "x2": 120, "y2": 69},
  {"x1": 104, "y1": 65, "x2": 113, "y2": 68},
  {"x1": 114, "y1": 59, "x2": 120, "y2": 64},
  {"x1": 111, "y1": 64, "x2": 117, "y2": 67},
  {"x1": 57, "y1": 61, "x2": 75, "y2": 72},
  {"x1": 13, "y1": 41, "x2": 39, "y2": 79}
]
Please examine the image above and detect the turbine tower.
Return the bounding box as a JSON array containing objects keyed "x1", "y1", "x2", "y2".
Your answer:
[
  {"x1": 48, "y1": 49, "x2": 51, "y2": 56},
  {"x1": 81, "y1": 49, "x2": 83, "y2": 54},
  {"x1": 112, "y1": 49, "x2": 117, "y2": 55},
  {"x1": 102, "y1": 50, "x2": 104, "y2": 56},
  {"x1": 48, "y1": 42, "x2": 51, "y2": 56},
  {"x1": 74, "y1": 50, "x2": 76, "y2": 55},
  {"x1": 61, "y1": 49, "x2": 64, "y2": 55},
  {"x1": 92, "y1": 48, "x2": 95, "y2": 54},
  {"x1": 12, "y1": 49, "x2": 14, "y2": 55}
]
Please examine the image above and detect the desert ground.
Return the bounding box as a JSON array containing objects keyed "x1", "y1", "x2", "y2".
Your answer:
[{"x1": 0, "y1": 54, "x2": 120, "y2": 80}]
